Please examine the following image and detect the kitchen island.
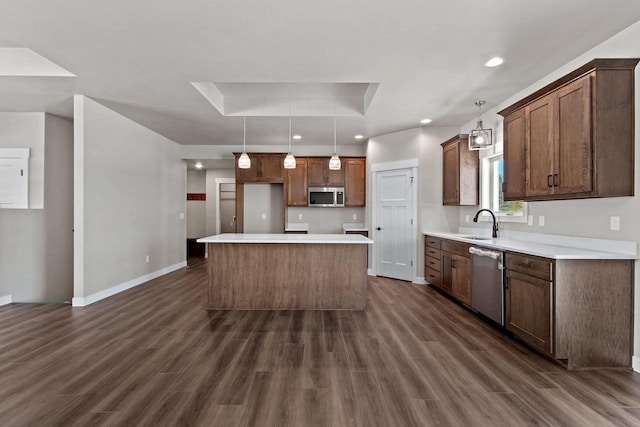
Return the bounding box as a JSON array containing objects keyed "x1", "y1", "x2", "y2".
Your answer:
[{"x1": 197, "y1": 233, "x2": 372, "y2": 310}]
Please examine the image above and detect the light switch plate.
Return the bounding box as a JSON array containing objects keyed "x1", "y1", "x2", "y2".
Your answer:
[
  {"x1": 538, "y1": 215, "x2": 545, "y2": 227},
  {"x1": 465, "y1": 215, "x2": 469, "y2": 223},
  {"x1": 353, "y1": 214, "x2": 357, "y2": 220},
  {"x1": 145, "y1": 255, "x2": 150, "y2": 263},
  {"x1": 298, "y1": 213, "x2": 303, "y2": 220},
  {"x1": 179, "y1": 213, "x2": 185, "y2": 219},
  {"x1": 527, "y1": 215, "x2": 533, "y2": 226},
  {"x1": 261, "y1": 213, "x2": 266, "y2": 220},
  {"x1": 610, "y1": 216, "x2": 620, "y2": 230}
]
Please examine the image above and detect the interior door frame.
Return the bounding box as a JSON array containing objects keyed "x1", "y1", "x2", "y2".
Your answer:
[
  {"x1": 215, "y1": 177, "x2": 236, "y2": 235},
  {"x1": 370, "y1": 159, "x2": 419, "y2": 282}
]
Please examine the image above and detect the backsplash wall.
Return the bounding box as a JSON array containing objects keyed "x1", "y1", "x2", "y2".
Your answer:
[{"x1": 287, "y1": 207, "x2": 365, "y2": 234}]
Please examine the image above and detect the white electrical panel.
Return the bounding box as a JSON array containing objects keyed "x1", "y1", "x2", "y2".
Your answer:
[{"x1": 0, "y1": 148, "x2": 29, "y2": 209}]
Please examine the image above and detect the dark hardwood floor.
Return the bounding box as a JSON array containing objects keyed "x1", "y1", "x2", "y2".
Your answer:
[{"x1": 1, "y1": 258, "x2": 640, "y2": 426}]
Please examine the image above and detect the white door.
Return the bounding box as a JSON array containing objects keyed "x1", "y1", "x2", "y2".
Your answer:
[{"x1": 375, "y1": 168, "x2": 413, "y2": 281}]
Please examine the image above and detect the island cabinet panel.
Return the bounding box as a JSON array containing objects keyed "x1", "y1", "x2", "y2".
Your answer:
[
  {"x1": 499, "y1": 58, "x2": 639, "y2": 201},
  {"x1": 206, "y1": 242, "x2": 368, "y2": 310},
  {"x1": 285, "y1": 158, "x2": 308, "y2": 206}
]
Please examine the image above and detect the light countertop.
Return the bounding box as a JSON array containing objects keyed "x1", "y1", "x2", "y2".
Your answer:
[
  {"x1": 198, "y1": 233, "x2": 372, "y2": 244},
  {"x1": 424, "y1": 231, "x2": 637, "y2": 260},
  {"x1": 343, "y1": 223, "x2": 367, "y2": 232}
]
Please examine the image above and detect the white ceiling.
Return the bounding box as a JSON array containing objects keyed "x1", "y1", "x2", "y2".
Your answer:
[{"x1": 0, "y1": 1, "x2": 639, "y2": 147}]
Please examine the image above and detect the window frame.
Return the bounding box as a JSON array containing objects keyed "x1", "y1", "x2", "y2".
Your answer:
[{"x1": 480, "y1": 151, "x2": 527, "y2": 223}]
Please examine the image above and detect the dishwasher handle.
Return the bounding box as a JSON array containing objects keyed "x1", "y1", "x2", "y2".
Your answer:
[{"x1": 469, "y1": 246, "x2": 505, "y2": 270}]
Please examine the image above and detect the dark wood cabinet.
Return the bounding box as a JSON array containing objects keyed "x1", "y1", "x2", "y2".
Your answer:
[
  {"x1": 234, "y1": 153, "x2": 285, "y2": 183},
  {"x1": 285, "y1": 158, "x2": 308, "y2": 206},
  {"x1": 307, "y1": 158, "x2": 345, "y2": 187},
  {"x1": 505, "y1": 252, "x2": 554, "y2": 355},
  {"x1": 499, "y1": 58, "x2": 639, "y2": 201},
  {"x1": 425, "y1": 235, "x2": 471, "y2": 306},
  {"x1": 344, "y1": 158, "x2": 366, "y2": 207},
  {"x1": 441, "y1": 134, "x2": 478, "y2": 206}
]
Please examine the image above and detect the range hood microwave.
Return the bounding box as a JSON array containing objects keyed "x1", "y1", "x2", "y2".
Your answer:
[{"x1": 308, "y1": 187, "x2": 344, "y2": 207}]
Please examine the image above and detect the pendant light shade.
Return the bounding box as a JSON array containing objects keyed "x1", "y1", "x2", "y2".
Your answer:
[
  {"x1": 238, "y1": 115, "x2": 251, "y2": 169},
  {"x1": 329, "y1": 116, "x2": 341, "y2": 170},
  {"x1": 284, "y1": 116, "x2": 296, "y2": 169},
  {"x1": 469, "y1": 100, "x2": 493, "y2": 150}
]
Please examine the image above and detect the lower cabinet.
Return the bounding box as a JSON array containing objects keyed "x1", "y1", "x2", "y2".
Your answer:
[{"x1": 425, "y1": 236, "x2": 471, "y2": 306}]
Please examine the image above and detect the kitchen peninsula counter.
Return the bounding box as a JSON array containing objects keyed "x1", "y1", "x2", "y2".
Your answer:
[{"x1": 197, "y1": 233, "x2": 372, "y2": 310}]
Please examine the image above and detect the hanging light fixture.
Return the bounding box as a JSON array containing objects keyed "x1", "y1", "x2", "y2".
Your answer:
[
  {"x1": 237, "y1": 115, "x2": 251, "y2": 169},
  {"x1": 284, "y1": 116, "x2": 296, "y2": 169},
  {"x1": 329, "y1": 116, "x2": 341, "y2": 170},
  {"x1": 469, "y1": 100, "x2": 493, "y2": 150}
]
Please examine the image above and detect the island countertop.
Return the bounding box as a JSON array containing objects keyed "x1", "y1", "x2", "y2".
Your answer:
[{"x1": 197, "y1": 233, "x2": 372, "y2": 244}]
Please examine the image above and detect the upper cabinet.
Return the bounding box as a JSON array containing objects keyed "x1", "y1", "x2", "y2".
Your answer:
[
  {"x1": 441, "y1": 134, "x2": 479, "y2": 206},
  {"x1": 498, "y1": 58, "x2": 639, "y2": 202},
  {"x1": 234, "y1": 153, "x2": 285, "y2": 183},
  {"x1": 307, "y1": 158, "x2": 345, "y2": 187},
  {"x1": 285, "y1": 158, "x2": 308, "y2": 206},
  {"x1": 344, "y1": 158, "x2": 366, "y2": 207}
]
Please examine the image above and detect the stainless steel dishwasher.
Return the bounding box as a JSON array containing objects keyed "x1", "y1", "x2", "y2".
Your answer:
[{"x1": 469, "y1": 246, "x2": 505, "y2": 326}]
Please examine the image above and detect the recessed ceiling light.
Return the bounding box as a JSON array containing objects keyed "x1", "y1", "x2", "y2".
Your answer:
[
  {"x1": 195, "y1": 162, "x2": 203, "y2": 169},
  {"x1": 292, "y1": 134, "x2": 302, "y2": 140},
  {"x1": 420, "y1": 118, "x2": 432, "y2": 124},
  {"x1": 354, "y1": 134, "x2": 364, "y2": 140},
  {"x1": 484, "y1": 57, "x2": 504, "y2": 67}
]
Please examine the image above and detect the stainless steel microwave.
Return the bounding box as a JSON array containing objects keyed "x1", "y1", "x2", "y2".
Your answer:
[{"x1": 308, "y1": 187, "x2": 344, "y2": 207}]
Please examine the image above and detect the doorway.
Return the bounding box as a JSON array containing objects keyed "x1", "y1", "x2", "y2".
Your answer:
[
  {"x1": 216, "y1": 178, "x2": 236, "y2": 234},
  {"x1": 372, "y1": 160, "x2": 418, "y2": 282}
]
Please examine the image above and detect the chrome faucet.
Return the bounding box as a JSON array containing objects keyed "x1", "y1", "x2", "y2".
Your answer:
[{"x1": 473, "y1": 209, "x2": 499, "y2": 238}]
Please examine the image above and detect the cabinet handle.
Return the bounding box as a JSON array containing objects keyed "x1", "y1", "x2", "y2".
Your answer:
[
  {"x1": 451, "y1": 259, "x2": 456, "y2": 268},
  {"x1": 553, "y1": 173, "x2": 559, "y2": 187},
  {"x1": 516, "y1": 262, "x2": 530, "y2": 268},
  {"x1": 547, "y1": 175, "x2": 553, "y2": 187}
]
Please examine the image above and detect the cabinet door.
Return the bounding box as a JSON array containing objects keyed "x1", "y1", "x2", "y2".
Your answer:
[
  {"x1": 525, "y1": 95, "x2": 555, "y2": 198},
  {"x1": 235, "y1": 155, "x2": 260, "y2": 183},
  {"x1": 506, "y1": 270, "x2": 552, "y2": 354},
  {"x1": 451, "y1": 255, "x2": 471, "y2": 306},
  {"x1": 503, "y1": 109, "x2": 526, "y2": 200},
  {"x1": 442, "y1": 142, "x2": 460, "y2": 205},
  {"x1": 285, "y1": 159, "x2": 308, "y2": 206},
  {"x1": 307, "y1": 158, "x2": 327, "y2": 186},
  {"x1": 344, "y1": 158, "x2": 366, "y2": 206},
  {"x1": 259, "y1": 155, "x2": 284, "y2": 182},
  {"x1": 440, "y1": 253, "x2": 454, "y2": 295},
  {"x1": 554, "y1": 75, "x2": 592, "y2": 195},
  {"x1": 326, "y1": 164, "x2": 345, "y2": 187}
]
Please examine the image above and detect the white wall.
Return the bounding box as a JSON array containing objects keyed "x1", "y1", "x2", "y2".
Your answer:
[
  {"x1": 205, "y1": 169, "x2": 235, "y2": 235},
  {"x1": 73, "y1": 96, "x2": 186, "y2": 304},
  {"x1": 186, "y1": 170, "x2": 206, "y2": 238},
  {"x1": 243, "y1": 183, "x2": 284, "y2": 233},
  {"x1": 0, "y1": 113, "x2": 73, "y2": 302},
  {"x1": 287, "y1": 207, "x2": 365, "y2": 233},
  {"x1": 366, "y1": 126, "x2": 459, "y2": 280},
  {"x1": 455, "y1": 21, "x2": 640, "y2": 368}
]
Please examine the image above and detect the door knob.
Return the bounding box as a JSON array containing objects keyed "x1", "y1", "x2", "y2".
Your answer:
[{"x1": 377, "y1": 227, "x2": 382, "y2": 231}]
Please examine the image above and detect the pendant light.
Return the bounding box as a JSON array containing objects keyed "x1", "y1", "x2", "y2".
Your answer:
[
  {"x1": 469, "y1": 100, "x2": 493, "y2": 150},
  {"x1": 284, "y1": 116, "x2": 296, "y2": 169},
  {"x1": 238, "y1": 115, "x2": 251, "y2": 169},
  {"x1": 329, "y1": 116, "x2": 341, "y2": 170}
]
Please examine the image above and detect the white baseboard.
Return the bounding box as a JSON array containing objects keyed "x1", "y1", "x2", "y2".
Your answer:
[
  {"x1": 413, "y1": 276, "x2": 427, "y2": 285},
  {"x1": 633, "y1": 356, "x2": 640, "y2": 373},
  {"x1": 0, "y1": 295, "x2": 12, "y2": 306},
  {"x1": 72, "y1": 261, "x2": 187, "y2": 307},
  {"x1": 367, "y1": 269, "x2": 375, "y2": 276}
]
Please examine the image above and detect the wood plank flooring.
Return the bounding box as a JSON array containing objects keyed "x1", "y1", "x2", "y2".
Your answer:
[{"x1": 1, "y1": 257, "x2": 640, "y2": 426}]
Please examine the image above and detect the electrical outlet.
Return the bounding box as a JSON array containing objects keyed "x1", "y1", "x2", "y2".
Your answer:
[
  {"x1": 353, "y1": 214, "x2": 357, "y2": 220},
  {"x1": 145, "y1": 255, "x2": 150, "y2": 263},
  {"x1": 261, "y1": 213, "x2": 266, "y2": 220},
  {"x1": 538, "y1": 215, "x2": 545, "y2": 227},
  {"x1": 179, "y1": 213, "x2": 185, "y2": 219},
  {"x1": 465, "y1": 215, "x2": 469, "y2": 223},
  {"x1": 527, "y1": 215, "x2": 533, "y2": 226},
  {"x1": 298, "y1": 213, "x2": 303, "y2": 220},
  {"x1": 610, "y1": 216, "x2": 620, "y2": 231}
]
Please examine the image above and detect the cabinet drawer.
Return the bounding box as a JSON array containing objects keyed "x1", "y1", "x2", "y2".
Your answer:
[
  {"x1": 506, "y1": 252, "x2": 553, "y2": 281},
  {"x1": 424, "y1": 267, "x2": 442, "y2": 287},
  {"x1": 425, "y1": 247, "x2": 442, "y2": 261},
  {"x1": 441, "y1": 239, "x2": 471, "y2": 258},
  {"x1": 424, "y1": 256, "x2": 441, "y2": 272},
  {"x1": 425, "y1": 236, "x2": 441, "y2": 249}
]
